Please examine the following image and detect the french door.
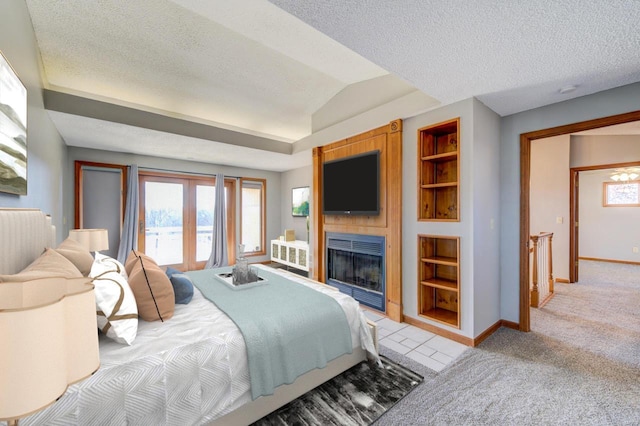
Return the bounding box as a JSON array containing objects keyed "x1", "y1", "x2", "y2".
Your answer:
[{"x1": 138, "y1": 173, "x2": 235, "y2": 270}]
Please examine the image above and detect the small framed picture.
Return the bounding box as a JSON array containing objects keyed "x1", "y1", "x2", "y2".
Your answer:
[{"x1": 292, "y1": 186, "x2": 310, "y2": 216}]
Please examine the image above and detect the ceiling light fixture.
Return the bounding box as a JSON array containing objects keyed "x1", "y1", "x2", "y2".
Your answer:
[
  {"x1": 558, "y1": 85, "x2": 578, "y2": 94},
  {"x1": 610, "y1": 168, "x2": 640, "y2": 182}
]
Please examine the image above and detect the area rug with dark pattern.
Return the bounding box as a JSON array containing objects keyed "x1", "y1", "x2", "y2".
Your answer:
[{"x1": 252, "y1": 355, "x2": 423, "y2": 426}]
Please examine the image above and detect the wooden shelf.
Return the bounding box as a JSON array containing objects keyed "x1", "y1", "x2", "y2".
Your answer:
[
  {"x1": 421, "y1": 151, "x2": 458, "y2": 162},
  {"x1": 420, "y1": 278, "x2": 458, "y2": 291},
  {"x1": 420, "y1": 256, "x2": 457, "y2": 266},
  {"x1": 419, "y1": 308, "x2": 459, "y2": 327},
  {"x1": 421, "y1": 182, "x2": 458, "y2": 189},
  {"x1": 418, "y1": 235, "x2": 460, "y2": 329},
  {"x1": 418, "y1": 118, "x2": 460, "y2": 221}
]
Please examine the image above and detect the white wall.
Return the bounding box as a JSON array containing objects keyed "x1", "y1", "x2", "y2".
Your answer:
[
  {"x1": 0, "y1": 1, "x2": 69, "y2": 242},
  {"x1": 66, "y1": 147, "x2": 282, "y2": 264},
  {"x1": 571, "y1": 135, "x2": 640, "y2": 167},
  {"x1": 579, "y1": 169, "x2": 640, "y2": 263},
  {"x1": 570, "y1": 134, "x2": 640, "y2": 264},
  {"x1": 530, "y1": 135, "x2": 570, "y2": 281},
  {"x1": 500, "y1": 82, "x2": 640, "y2": 323}
]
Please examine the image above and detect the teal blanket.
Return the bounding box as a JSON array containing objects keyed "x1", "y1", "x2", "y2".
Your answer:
[{"x1": 187, "y1": 267, "x2": 353, "y2": 400}]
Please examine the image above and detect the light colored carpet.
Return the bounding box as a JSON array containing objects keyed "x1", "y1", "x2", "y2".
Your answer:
[{"x1": 374, "y1": 260, "x2": 640, "y2": 425}]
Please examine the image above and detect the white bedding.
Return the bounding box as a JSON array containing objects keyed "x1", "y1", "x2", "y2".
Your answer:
[{"x1": 21, "y1": 265, "x2": 376, "y2": 426}]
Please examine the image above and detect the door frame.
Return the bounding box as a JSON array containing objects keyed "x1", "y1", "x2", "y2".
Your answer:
[
  {"x1": 138, "y1": 170, "x2": 237, "y2": 270},
  {"x1": 74, "y1": 161, "x2": 127, "y2": 228},
  {"x1": 519, "y1": 110, "x2": 640, "y2": 332},
  {"x1": 569, "y1": 161, "x2": 640, "y2": 283}
]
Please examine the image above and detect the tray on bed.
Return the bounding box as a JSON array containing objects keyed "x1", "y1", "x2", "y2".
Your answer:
[{"x1": 214, "y1": 271, "x2": 268, "y2": 290}]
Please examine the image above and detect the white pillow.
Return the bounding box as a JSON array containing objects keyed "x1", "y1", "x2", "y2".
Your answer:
[
  {"x1": 94, "y1": 252, "x2": 129, "y2": 280},
  {"x1": 90, "y1": 258, "x2": 138, "y2": 345}
]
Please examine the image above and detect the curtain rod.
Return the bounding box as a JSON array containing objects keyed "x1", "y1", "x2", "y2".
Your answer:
[{"x1": 137, "y1": 166, "x2": 241, "y2": 179}]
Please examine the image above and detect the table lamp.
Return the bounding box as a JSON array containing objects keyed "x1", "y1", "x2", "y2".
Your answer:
[
  {"x1": 68, "y1": 228, "x2": 109, "y2": 254},
  {"x1": 0, "y1": 277, "x2": 100, "y2": 425}
]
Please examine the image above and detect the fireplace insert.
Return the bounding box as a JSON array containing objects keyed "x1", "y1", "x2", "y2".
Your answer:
[{"x1": 326, "y1": 233, "x2": 385, "y2": 312}]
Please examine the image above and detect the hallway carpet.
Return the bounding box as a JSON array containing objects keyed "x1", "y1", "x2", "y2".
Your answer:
[{"x1": 373, "y1": 260, "x2": 640, "y2": 425}]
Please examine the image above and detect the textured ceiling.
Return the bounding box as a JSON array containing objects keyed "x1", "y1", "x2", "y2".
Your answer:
[
  {"x1": 269, "y1": 0, "x2": 640, "y2": 116},
  {"x1": 24, "y1": 0, "x2": 640, "y2": 171},
  {"x1": 26, "y1": 0, "x2": 391, "y2": 142}
]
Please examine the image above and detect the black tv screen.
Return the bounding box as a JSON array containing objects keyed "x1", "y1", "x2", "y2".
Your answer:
[{"x1": 323, "y1": 150, "x2": 380, "y2": 215}]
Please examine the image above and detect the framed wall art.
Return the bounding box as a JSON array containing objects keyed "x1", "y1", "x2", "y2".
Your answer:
[
  {"x1": 292, "y1": 186, "x2": 309, "y2": 216},
  {"x1": 0, "y1": 51, "x2": 27, "y2": 195}
]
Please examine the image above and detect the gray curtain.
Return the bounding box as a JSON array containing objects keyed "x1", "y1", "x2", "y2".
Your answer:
[
  {"x1": 117, "y1": 164, "x2": 139, "y2": 264},
  {"x1": 205, "y1": 173, "x2": 228, "y2": 268}
]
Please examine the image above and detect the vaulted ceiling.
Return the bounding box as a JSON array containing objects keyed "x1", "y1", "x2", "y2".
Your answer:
[{"x1": 25, "y1": 0, "x2": 640, "y2": 171}]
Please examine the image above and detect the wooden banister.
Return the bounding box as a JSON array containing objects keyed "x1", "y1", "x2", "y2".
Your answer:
[
  {"x1": 530, "y1": 232, "x2": 554, "y2": 308},
  {"x1": 530, "y1": 235, "x2": 539, "y2": 307}
]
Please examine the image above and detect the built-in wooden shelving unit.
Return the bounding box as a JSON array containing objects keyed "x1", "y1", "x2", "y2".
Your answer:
[
  {"x1": 418, "y1": 118, "x2": 460, "y2": 221},
  {"x1": 418, "y1": 235, "x2": 460, "y2": 328}
]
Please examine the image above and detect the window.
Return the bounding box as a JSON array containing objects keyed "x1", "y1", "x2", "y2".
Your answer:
[
  {"x1": 240, "y1": 178, "x2": 266, "y2": 256},
  {"x1": 603, "y1": 181, "x2": 640, "y2": 207},
  {"x1": 139, "y1": 172, "x2": 236, "y2": 269}
]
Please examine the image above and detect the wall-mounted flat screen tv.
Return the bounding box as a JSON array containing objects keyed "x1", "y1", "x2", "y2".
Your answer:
[{"x1": 323, "y1": 150, "x2": 380, "y2": 216}]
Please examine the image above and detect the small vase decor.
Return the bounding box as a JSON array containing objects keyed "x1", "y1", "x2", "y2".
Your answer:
[{"x1": 232, "y1": 244, "x2": 259, "y2": 285}]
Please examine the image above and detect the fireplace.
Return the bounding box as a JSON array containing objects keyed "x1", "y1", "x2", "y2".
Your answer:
[{"x1": 325, "y1": 233, "x2": 385, "y2": 312}]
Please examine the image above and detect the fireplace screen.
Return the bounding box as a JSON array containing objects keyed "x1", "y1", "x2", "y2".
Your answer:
[{"x1": 327, "y1": 249, "x2": 383, "y2": 293}]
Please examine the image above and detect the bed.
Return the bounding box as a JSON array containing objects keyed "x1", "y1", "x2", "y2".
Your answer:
[{"x1": 0, "y1": 209, "x2": 378, "y2": 425}]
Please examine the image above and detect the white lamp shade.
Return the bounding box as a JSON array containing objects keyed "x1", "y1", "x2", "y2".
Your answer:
[
  {"x1": 69, "y1": 228, "x2": 109, "y2": 252},
  {"x1": 0, "y1": 277, "x2": 100, "y2": 421}
]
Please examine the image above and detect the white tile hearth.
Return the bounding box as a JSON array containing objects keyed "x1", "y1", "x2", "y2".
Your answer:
[
  {"x1": 376, "y1": 318, "x2": 408, "y2": 333},
  {"x1": 363, "y1": 309, "x2": 469, "y2": 372},
  {"x1": 378, "y1": 339, "x2": 412, "y2": 355}
]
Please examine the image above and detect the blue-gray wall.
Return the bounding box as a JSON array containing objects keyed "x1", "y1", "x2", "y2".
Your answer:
[
  {"x1": 0, "y1": 0, "x2": 69, "y2": 242},
  {"x1": 471, "y1": 98, "x2": 502, "y2": 336},
  {"x1": 280, "y1": 165, "x2": 312, "y2": 243},
  {"x1": 499, "y1": 82, "x2": 640, "y2": 322}
]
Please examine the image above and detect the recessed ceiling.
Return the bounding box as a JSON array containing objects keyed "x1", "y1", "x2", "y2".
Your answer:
[{"x1": 24, "y1": 0, "x2": 640, "y2": 171}]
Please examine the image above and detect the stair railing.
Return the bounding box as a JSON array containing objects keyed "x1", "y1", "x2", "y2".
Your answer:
[{"x1": 530, "y1": 232, "x2": 554, "y2": 308}]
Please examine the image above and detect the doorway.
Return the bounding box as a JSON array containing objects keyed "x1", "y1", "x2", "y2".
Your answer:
[
  {"x1": 74, "y1": 161, "x2": 127, "y2": 259},
  {"x1": 519, "y1": 110, "x2": 640, "y2": 332},
  {"x1": 569, "y1": 161, "x2": 640, "y2": 282},
  {"x1": 138, "y1": 171, "x2": 236, "y2": 271}
]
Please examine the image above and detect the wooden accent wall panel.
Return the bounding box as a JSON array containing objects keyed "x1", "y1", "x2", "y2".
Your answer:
[
  {"x1": 322, "y1": 134, "x2": 387, "y2": 228},
  {"x1": 312, "y1": 119, "x2": 403, "y2": 322}
]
